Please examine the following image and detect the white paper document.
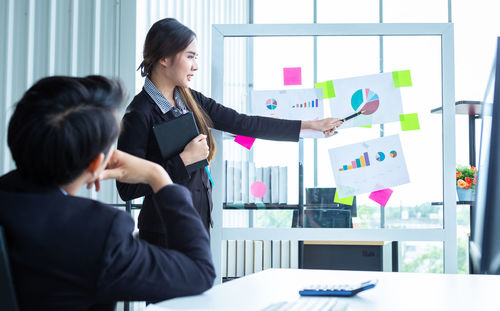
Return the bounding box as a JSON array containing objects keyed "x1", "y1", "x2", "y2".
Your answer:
[
  {"x1": 329, "y1": 134, "x2": 410, "y2": 198},
  {"x1": 329, "y1": 72, "x2": 403, "y2": 129},
  {"x1": 251, "y1": 88, "x2": 324, "y2": 121}
]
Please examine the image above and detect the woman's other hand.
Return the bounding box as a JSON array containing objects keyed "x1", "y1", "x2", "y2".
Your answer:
[{"x1": 180, "y1": 134, "x2": 209, "y2": 166}]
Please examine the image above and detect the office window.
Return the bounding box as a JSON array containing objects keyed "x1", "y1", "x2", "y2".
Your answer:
[
  {"x1": 242, "y1": 1, "x2": 456, "y2": 274},
  {"x1": 253, "y1": 0, "x2": 313, "y2": 24},
  {"x1": 317, "y1": 0, "x2": 379, "y2": 23},
  {"x1": 382, "y1": 0, "x2": 449, "y2": 23}
]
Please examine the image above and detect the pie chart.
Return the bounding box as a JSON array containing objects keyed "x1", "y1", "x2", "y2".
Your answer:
[
  {"x1": 390, "y1": 150, "x2": 397, "y2": 158},
  {"x1": 351, "y1": 88, "x2": 380, "y2": 114},
  {"x1": 376, "y1": 152, "x2": 385, "y2": 161},
  {"x1": 266, "y1": 98, "x2": 278, "y2": 110}
]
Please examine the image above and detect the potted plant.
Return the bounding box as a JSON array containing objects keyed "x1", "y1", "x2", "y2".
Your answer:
[{"x1": 456, "y1": 165, "x2": 477, "y2": 201}]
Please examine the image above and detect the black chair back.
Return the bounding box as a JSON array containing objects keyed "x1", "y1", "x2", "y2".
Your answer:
[{"x1": 0, "y1": 226, "x2": 19, "y2": 311}]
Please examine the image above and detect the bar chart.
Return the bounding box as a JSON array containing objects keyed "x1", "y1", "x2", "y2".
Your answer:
[
  {"x1": 338, "y1": 152, "x2": 371, "y2": 171},
  {"x1": 291, "y1": 98, "x2": 319, "y2": 108}
]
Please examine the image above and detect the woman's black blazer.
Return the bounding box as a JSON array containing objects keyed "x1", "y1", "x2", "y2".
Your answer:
[{"x1": 117, "y1": 88, "x2": 301, "y2": 233}]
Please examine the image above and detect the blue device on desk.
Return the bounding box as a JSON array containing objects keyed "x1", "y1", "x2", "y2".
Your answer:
[{"x1": 299, "y1": 280, "x2": 378, "y2": 297}]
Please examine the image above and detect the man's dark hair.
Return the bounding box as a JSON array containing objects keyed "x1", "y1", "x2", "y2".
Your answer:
[{"x1": 8, "y1": 75, "x2": 124, "y2": 186}]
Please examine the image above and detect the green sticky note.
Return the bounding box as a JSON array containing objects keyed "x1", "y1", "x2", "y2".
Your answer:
[
  {"x1": 334, "y1": 190, "x2": 354, "y2": 205},
  {"x1": 399, "y1": 113, "x2": 420, "y2": 131},
  {"x1": 314, "y1": 80, "x2": 335, "y2": 99},
  {"x1": 360, "y1": 125, "x2": 372, "y2": 128},
  {"x1": 392, "y1": 70, "x2": 412, "y2": 88}
]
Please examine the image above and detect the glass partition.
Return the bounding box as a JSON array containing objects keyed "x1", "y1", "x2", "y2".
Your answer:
[{"x1": 210, "y1": 24, "x2": 456, "y2": 277}]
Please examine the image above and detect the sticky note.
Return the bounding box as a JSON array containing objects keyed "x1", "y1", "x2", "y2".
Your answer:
[
  {"x1": 283, "y1": 67, "x2": 302, "y2": 85},
  {"x1": 392, "y1": 70, "x2": 412, "y2": 88},
  {"x1": 334, "y1": 190, "x2": 354, "y2": 205},
  {"x1": 369, "y1": 188, "x2": 394, "y2": 207},
  {"x1": 250, "y1": 181, "x2": 267, "y2": 198},
  {"x1": 360, "y1": 125, "x2": 372, "y2": 128},
  {"x1": 234, "y1": 135, "x2": 256, "y2": 150},
  {"x1": 314, "y1": 80, "x2": 335, "y2": 99},
  {"x1": 399, "y1": 113, "x2": 420, "y2": 131}
]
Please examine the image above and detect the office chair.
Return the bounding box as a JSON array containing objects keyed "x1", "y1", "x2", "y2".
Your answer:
[{"x1": 0, "y1": 226, "x2": 20, "y2": 311}]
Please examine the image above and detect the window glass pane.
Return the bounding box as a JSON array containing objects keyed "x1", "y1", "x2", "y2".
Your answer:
[
  {"x1": 383, "y1": 36, "x2": 443, "y2": 229},
  {"x1": 313, "y1": 36, "x2": 443, "y2": 229},
  {"x1": 222, "y1": 37, "x2": 252, "y2": 228},
  {"x1": 314, "y1": 36, "x2": 380, "y2": 228},
  {"x1": 400, "y1": 242, "x2": 443, "y2": 273},
  {"x1": 317, "y1": 0, "x2": 379, "y2": 23},
  {"x1": 221, "y1": 34, "x2": 445, "y2": 232},
  {"x1": 253, "y1": 36, "x2": 314, "y2": 205},
  {"x1": 223, "y1": 36, "x2": 314, "y2": 228},
  {"x1": 253, "y1": 0, "x2": 313, "y2": 23},
  {"x1": 382, "y1": 0, "x2": 448, "y2": 23},
  {"x1": 454, "y1": 1, "x2": 500, "y2": 100},
  {"x1": 457, "y1": 206, "x2": 471, "y2": 274}
]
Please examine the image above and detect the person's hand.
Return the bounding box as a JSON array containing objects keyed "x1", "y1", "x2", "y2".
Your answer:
[
  {"x1": 301, "y1": 118, "x2": 343, "y2": 136},
  {"x1": 180, "y1": 134, "x2": 209, "y2": 166},
  {"x1": 98, "y1": 149, "x2": 172, "y2": 193}
]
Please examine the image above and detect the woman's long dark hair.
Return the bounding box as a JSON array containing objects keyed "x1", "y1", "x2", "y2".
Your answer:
[{"x1": 139, "y1": 18, "x2": 216, "y2": 161}]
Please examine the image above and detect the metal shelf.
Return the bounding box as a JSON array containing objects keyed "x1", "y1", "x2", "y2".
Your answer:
[{"x1": 223, "y1": 203, "x2": 299, "y2": 210}]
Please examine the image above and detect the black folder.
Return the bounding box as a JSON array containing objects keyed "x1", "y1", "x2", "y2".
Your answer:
[{"x1": 153, "y1": 112, "x2": 209, "y2": 173}]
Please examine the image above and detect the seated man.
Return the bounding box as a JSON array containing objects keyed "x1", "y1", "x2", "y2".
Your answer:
[{"x1": 0, "y1": 76, "x2": 215, "y2": 310}]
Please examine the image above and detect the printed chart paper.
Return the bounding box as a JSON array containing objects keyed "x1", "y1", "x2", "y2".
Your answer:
[
  {"x1": 252, "y1": 88, "x2": 325, "y2": 138},
  {"x1": 299, "y1": 129, "x2": 326, "y2": 139},
  {"x1": 251, "y1": 88, "x2": 324, "y2": 121},
  {"x1": 329, "y1": 72, "x2": 403, "y2": 129},
  {"x1": 329, "y1": 134, "x2": 410, "y2": 198}
]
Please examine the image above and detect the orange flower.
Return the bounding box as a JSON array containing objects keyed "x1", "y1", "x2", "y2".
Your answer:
[
  {"x1": 457, "y1": 179, "x2": 468, "y2": 188},
  {"x1": 473, "y1": 176, "x2": 477, "y2": 185},
  {"x1": 471, "y1": 166, "x2": 477, "y2": 172},
  {"x1": 465, "y1": 177, "x2": 473, "y2": 184},
  {"x1": 456, "y1": 172, "x2": 462, "y2": 179}
]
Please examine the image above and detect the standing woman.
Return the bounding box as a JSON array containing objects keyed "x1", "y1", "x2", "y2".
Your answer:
[{"x1": 117, "y1": 18, "x2": 342, "y2": 246}]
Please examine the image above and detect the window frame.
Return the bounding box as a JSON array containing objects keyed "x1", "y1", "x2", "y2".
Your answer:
[{"x1": 209, "y1": 23, "x2": 456, "y2": 283}]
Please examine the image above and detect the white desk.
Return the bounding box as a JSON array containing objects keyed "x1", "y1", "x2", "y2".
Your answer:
[{"x1": 146, "y1": 269, "x2": 500, "y2": 311}]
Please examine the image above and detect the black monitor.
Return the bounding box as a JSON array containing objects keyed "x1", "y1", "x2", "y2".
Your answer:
[{"x1": 470, "y1": 37, "x2": 500, "y2": 274}]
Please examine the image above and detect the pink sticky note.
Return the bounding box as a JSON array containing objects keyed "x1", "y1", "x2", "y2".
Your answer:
[
  {"x1": 368, "y1": 188, "x2": 394, "y2": 207},
  {"x1": 234, "y1": 135, "x2": 256, "y2": 150},
  {"x1": 250, "y1": 181, "x2": 267, "y2": 198},
  {"x1": 283, "y1": 67, "x2": 302, "y2": 86}
]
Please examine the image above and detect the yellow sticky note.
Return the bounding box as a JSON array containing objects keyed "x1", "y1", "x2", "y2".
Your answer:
[
  {"x1": 334, "y1": 190, "x2": 354, "y2": 205},
  {"x1": 314, "y1": 80, "x2": 335, "y2": 99},
  {"x1": 392, "y1": 70, "x2": 412, "y2": 88}
]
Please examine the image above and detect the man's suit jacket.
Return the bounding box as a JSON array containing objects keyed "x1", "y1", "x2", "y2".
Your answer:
[
  {"x1": 117, "y1": 88, "x2": 302, "y2": 233},
  {"x1": 0, "y1": 170, "x2": 215, "y2": 311}
]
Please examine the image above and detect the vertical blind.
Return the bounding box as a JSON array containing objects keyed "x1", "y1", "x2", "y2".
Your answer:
[
  {"x1": 0, "y1": 0, "x2": 136, "y2": 203},
  {"x1": 0, "y1": 0, "x2": 249, "y2": 205}
]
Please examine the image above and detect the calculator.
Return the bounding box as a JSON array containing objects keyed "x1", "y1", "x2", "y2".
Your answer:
[{"x1": 299, "y1": 280, "x2": 378, "y2": 297}]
